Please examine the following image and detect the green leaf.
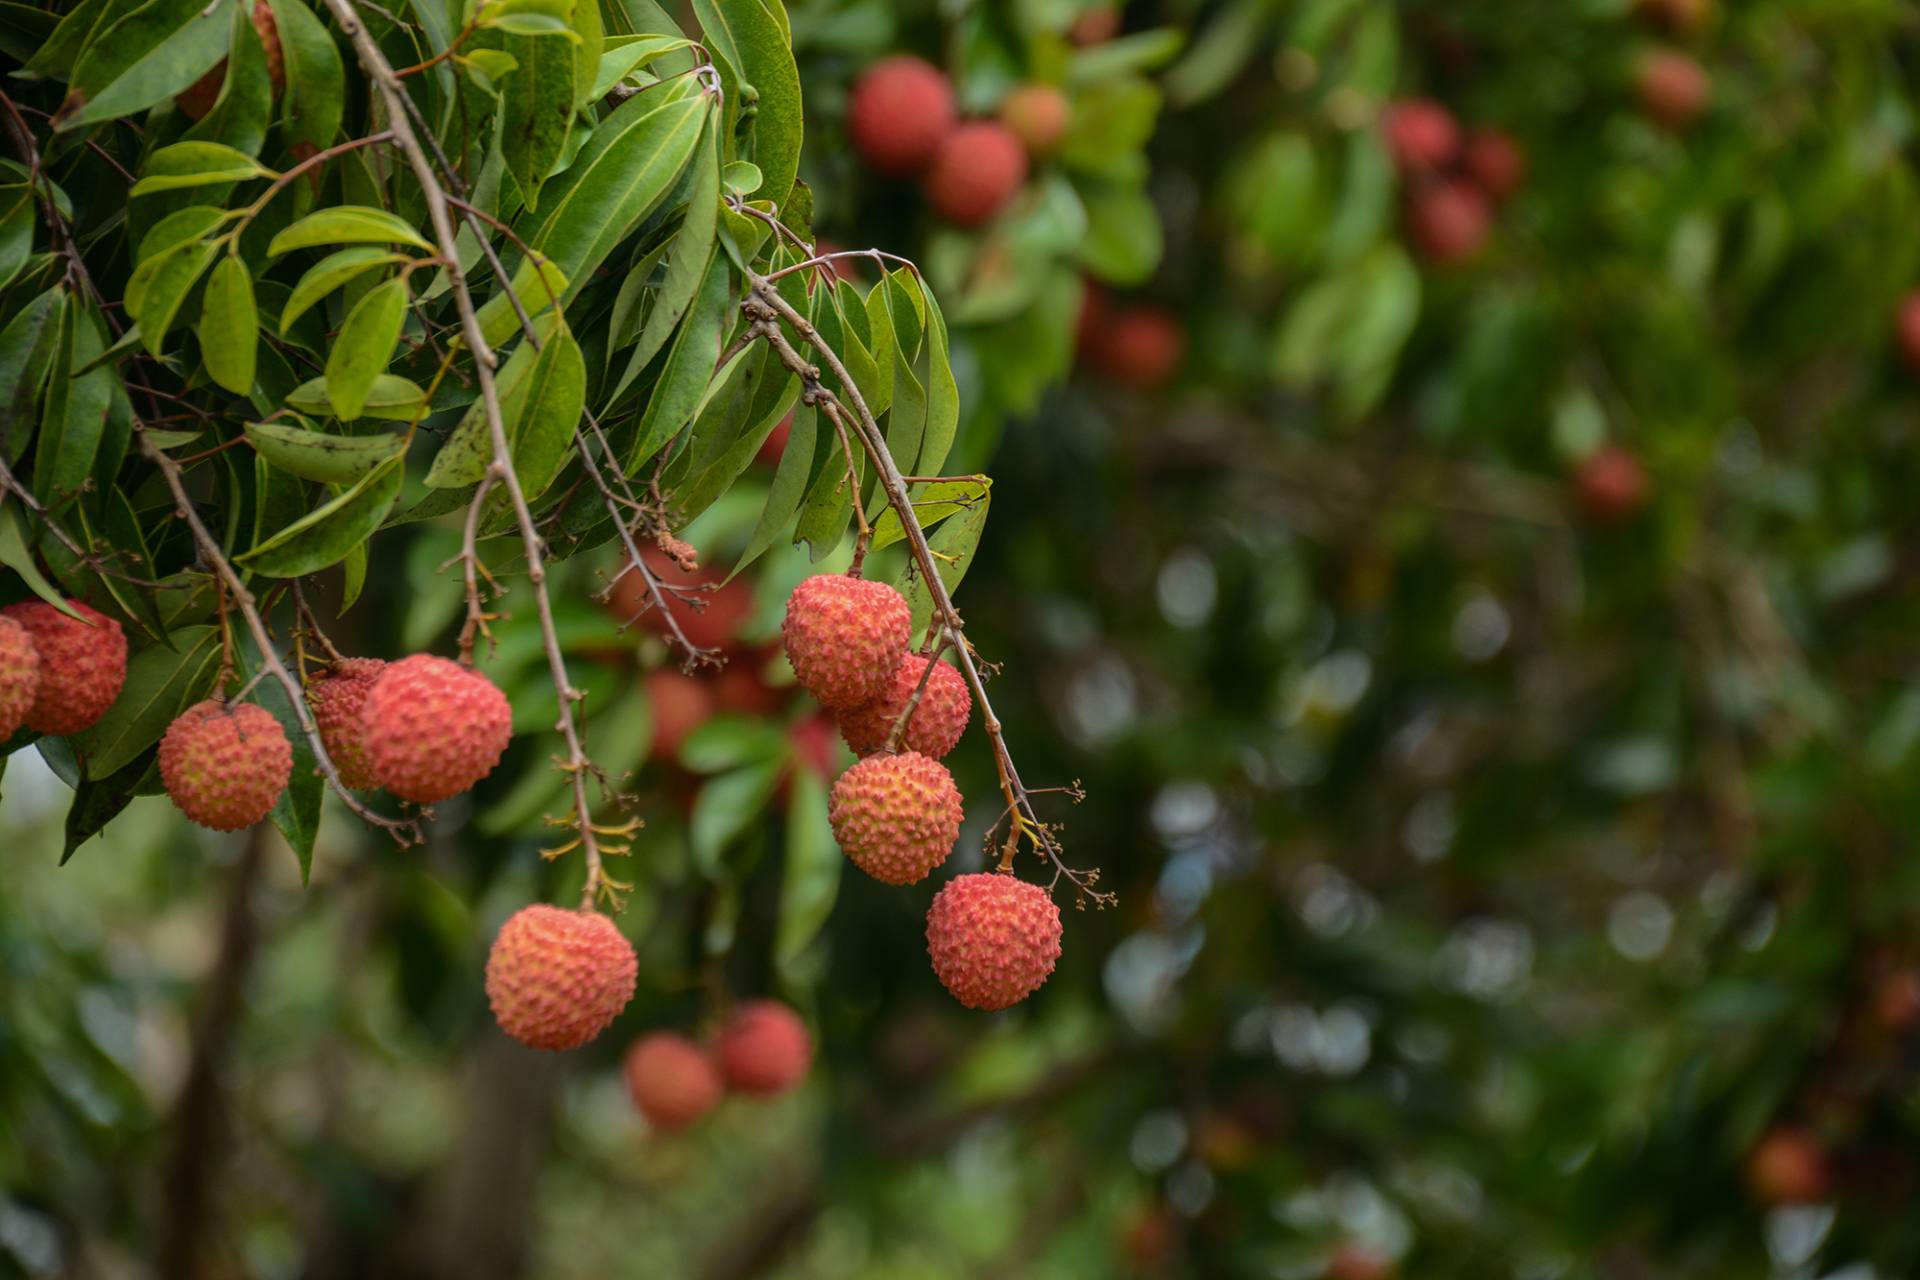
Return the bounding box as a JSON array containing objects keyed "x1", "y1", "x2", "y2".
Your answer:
[
  {"x1": 589, "y1": 33, "x2": 695, "y2": 99},
  {"x1": 280, "y1": 247, "x2": 408, "y2": 334},
  {"x1": 38, "y1": 300, "x2": 113, "y2": 499},
  {"x1": 870, "y1": 476, "x2": 989, "y2": 550},
  {"x1": 237, "y1": 454, "x2": 404, "y2": 577},
  {"x1": 1077, "y1": 180, "x2": 1165, "y2": 285},
  {"x1": 916, "y1": 280, "x2": 960, "y2": 477},
  {"x1": 21, "y1": 0, "x2": 111, "y2": 80},
  {"x1": 472, "y1": 253, "x2": 568, "y2": 348},
  {"x1": 244, "y1": 419, "x2": 407, "y2": 484},
  {"x1": 490, "y1": 0, "x2": 579, "y2": 211},
  {"x1": 56, "y1": 0, "x2": 230, "y2": 131},
  {"x1": 499, "y1": 327, "x2": 586, "y2": 502},
  {"x1": 896, "y1": 487, "x2": 989, "y2": 635},
  {"x1": 424, "y1": 314, "x2": 559, "y2": 487},
  {"x1": 0, "y1": 506, "x2": 82, "y2": 617},
  {"x1": 69, "y1": 626, "x2": 219, "y2": 780},
  {"x1": 690, "y1": 758, "x2": 783, "y2": 876},
  {"x1": 732, "y1": 403, "x2": 815, "y2": 575},
  {"x1": 0, "y1": 188, "x2": 33, "y2": 292},
  {"x1": 131, "y1": 140, "x2": 275, "y2": 196},
  {"x1": 692, "y1": 0, "x2": 801, "y2": 209},
  {"x1": 198, "y1": 255, "x2": 258, "y2": 394},
  {"x1": 125, "y1": 205, "x2": 226, "y2": 315},
  {"x1": 287, "y1": 374, "x2": 428, "y2": 421},
  {"x1": 775, "y1": 764, "x2": 838, "y2": 969},
  {"x1": 611, "y1": 111, "x2": 721, "y2": 398},
  {"x1": 268, "y1": 205, "x2": 435, "y2": 256},
  {"x1": 61, "y1": 754, "x2": 158, "y2": 864},
  {"x1": 268, "y1": 0, "x2": 344, "y2": 152},
  {"x1": 0, "y1": 285, "x2": 64, "y2": 460},
  {"x1": 324, "y1": 277, "x2": 408, "y2": 421},
  {"x1": 483, "y1": 11, "x2": 577, "y2": 37},
  {"x1": 246, "y1": 644, "x2": 321, "y2": 880},
  {"x1": 627, "y1": 251, "x2": 733, "y2": 469}
]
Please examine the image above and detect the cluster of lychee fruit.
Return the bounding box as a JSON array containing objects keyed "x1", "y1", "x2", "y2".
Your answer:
[
  {"x1": 622, "y1": 999, "x2": 813, "y2": 1131},
  {"x1": 846, "y1": 55, "x2": 1068, "y2": 229},
  {"x1": 1630, "y1": 0, "x2": 1711, "y2": 132},
  {"x1": 1381, "y1": 99, "x2": 1524, "y2": 267},
  {"x1": 0, "y1": 598, "x2": 130, "y2": 745},
  {"x1": 782, "y1": 572, "x2": 1064, "y2": 1010}
]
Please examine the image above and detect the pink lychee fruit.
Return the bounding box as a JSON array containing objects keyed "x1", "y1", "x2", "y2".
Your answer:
[
  {"x1": 848, "y1": 56, "x2": 957, "y2": 176},
  {"x1": 485, "y1": 904, "x2": 638, "y2": 1052},
  {"x1": 828, "y1": 751, "x2": 963, "y2": 885},
  {"x1": 159, "y1": 699, "x2": 293, "y2": 831},
  {"x1": 624, "y1": 1032, "x2": 723, "y2": 1131},
  {"x1": 714, "y1": 999, "x2": 813, "y2": 1096},
  {"x1": 308, "y1": 657, "x2": 385, "y2": 790},
  {"x1": 781, "y1": 574, "x2": 911, "y2": 711},
  {"x1": 925, "y1": 873, "x2": 1063, "y2": 1010},
  {"x1": 360, "y1": 654, "x2": 513, "y2": 803},
  {"x1": 0, "y1": 613, "x2": 42, "y2": 741},
  {"x1": 837, "y1": 653, "x2": 971, "y2": 758},
  {"x1": 0, "y1": 599, "x2": 126, "y2": 736}
]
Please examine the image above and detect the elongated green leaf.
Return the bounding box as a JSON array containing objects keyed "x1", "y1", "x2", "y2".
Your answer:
[
  {"x1": 775, "y1": 765, "x2": 838, "y2": 968},
  {"x1": 0, "y1": 285, "x2": 63, "y2": 460},
  {"x1": 897, "y1": 488, "x2": 990, "y2": 634},
  {"x1": 241, "y1": 634, "x2": 321, "y2": 879},
  {"x1": 287, "y1": 374, "x2": 427, "y2": 420},
  {"x1": 0, "y1": 188, "x2": 32, "y2": 292},
  {"x1": 39, "y1": 301, "x2": 113, "y2": 499},
  {"x1": 268, "y1": 205, "x2": 434, "y2": 256},
  {"x1": 692, "y1": 0, "x2": 800, "y2": 209},
  {"x1": 793, "y1": 402, "x2": 860, "y2": 559},
  {"x1": 627, "y1": 251, "x2": 732, "y2": 468},
  {"x1": 125, "y1": 205, "x2": 226, "y2": 316},
  {"x1": 131, "y1": 141, "x2": 275, "y2": 196},
  {"x1": 70, "y1": 626, "x2": 219, "y2": 779},
  {"x1": 267, "y1": 0, "x2": 345, "y2": 153},
  {"x1": 237, "y1": 454, "x2": 403, "y2": 577},
  {"x1": 472, "y1": 254, "x2": 568, "y2": 349},
  {"x1": 281, "y1": 247, "x2": 407, "y2": 334},
  {"x1": 589, "y1": 34, "x2": 694, "y2": 98},
  {"x1": 611, "y1": 113, "x2": 721, "y2": 400},
  {"x1": 21, "y1": 0, "x2": 110, "y2": 80},
  {"x1": 690, "y1": 758, "x2": 784, "y2": 876},
  {"x1": 500, "y1": 327, "x2": 585, "y2": 502},
  {"x1": 199, "y1": 255, "x2": 257, "y2": 394},
  {"x1": 61, "y1": 753, "x2": 158, "y2": 863},
  {"x1": 56, "y1": 0, "x2": 229, "y2": 131},
  {"x1": 917, "y1": 281, "x2": 960, "y2": 477},
  {"x1": 732, "y1": 404, "x2": 815, "y2": 575},
  {"x1": 490, "y1": 0, "x2": 578, "y2": 211},
  {"x1": 870, "y1": 476, "x2": 989, "y2": 550},
  {"x1": 132, "y1": 239, "x2": 218, "y2": 355},
  {"x1": 425, "y1": 313, "x2": 561, "y2": 487},
  {"x1": 0, "y1": 506, "x2": 81, "y2": 616},
  {"x1": 244, "y1": 420, "x2": 406, "y2": 484},
  {"x1": 325, "y1": 277, "x2": 408, "y2": 421}
]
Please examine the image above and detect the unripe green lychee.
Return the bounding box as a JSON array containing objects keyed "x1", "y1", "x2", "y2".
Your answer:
[
  {"x1": 782, "y1": 575, "x2": 911, "y2": 711},
  {"x1": 0, "y1": 614, "x2": 42, "y2": 742},
  {"x1": 308, "y1": 657, "x2": 385, "y2": 790},
  {"x1": 837, "y1": 654, "x2": 971, "y2": 759},
  {"x1": 485, "y1": 905, "x2": 638, "y2": 1052},
  {"x1": 159, "y1": 699, "x2": 293, "y2": 831},
  {"x1": 828, "y1": 751, "x2": 963, "y2": 884},
  {"x1": 360, "y1": 654, "x2": 512, "y2": 803},
  {"x1": 847, "y1": 56, "x2": 956, "y2": 176},
  {"x1": 624, "y1": 1032, "x2": 723, "y2": 1131},
  {"x1": 0, "y1": 599, "x2": 126, "y2": 736},
  {"x1": 923, "y1": 121, "x2": 1029, "y2": 227},
  {"x1": 925, "y1": 873, "x2": 1062, "y2": 1010},
  {"x1": 714, "y1": 999, "x2": 813, "y2": 1096}
]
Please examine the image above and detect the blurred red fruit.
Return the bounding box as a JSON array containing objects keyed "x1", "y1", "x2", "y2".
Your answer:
[
  {"x1": 1745, "y1": 1127, "x2": 1831, "y2": 1206},
  {"x1": 1895, "y1": 291, "x2": 1920, "y2": 372},
  {"x1": 924, "y1": 122, "x2": 1029, "y2": 227},
  {"x1": 605, "y1": 547, "x2": 755, "y2": 652},
  {"x1": 756, "y1": 411, "x2": 793, "y2": 467},
  {"x1": 1636, "y1": 48, "x2": 1710, "y2": 130},
  {"x1": 1875, "y1": 968, "x2": 1920, "y2": 1032},
  {"x1": 1326, "y1": 1245, "x2": 1395, "y2": 1280},
  {"x1": 848, "y1": 56, "x2": 956, "y2": 176},
  {"x1": 1381, "y1": 98, "x2": 1461, "y2": 176},
  {"x1": 1575, "y1": 445, "x2": 1649, "y2": 523},
  {"x1": 810, "y1": 237, "x2": 862, "y2": 283},
  {"x1": 1087, "y1": 305, "x2": 1185, "y2": 389},
  {"x1": 1406, "y1": 180, "x2": 1491, "y2": 264},
  {"x1": 646, "y1": 669, "x2": 716, "y2": 761},
  {"x1": 1000, "y1": 84, "x2": 1071, "y2": 157},
  {"x1": 176, "y1": 0, "x2": 283, "y2": 121},
  {"x1": 1070, "y1": 6, "x2": 1122, "y2": 45},
  {"x1": 1462, "y1": 129, "x2": 1526, "y2": 204}
]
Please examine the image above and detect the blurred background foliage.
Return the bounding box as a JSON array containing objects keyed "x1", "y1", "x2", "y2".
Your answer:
[{"x1": 9, "y1": 0, "x2": 1920, "y2": 1277}]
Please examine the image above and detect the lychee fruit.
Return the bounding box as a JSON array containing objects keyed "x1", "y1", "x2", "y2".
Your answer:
[
  {"x1": 714, "y1": 999, "x2": 813, "y2": 1096},
  {"x1": 1406, "y1": 179, "x2": 1492, "y2": 264},
  {"x1": 0, "y1": 614, "x2": 42, "y2": 742},
  {"x1": 646, "y1": 667, "x2": 715, "y2": 761},
  {"x1": 623, "y1": 1032, "x2": 723, "y2": 1131},
  {"x1": 360, "y1": 653, "x2": 513, "y2": 803},
  {"x1": 847, "y1": 56, "x2": 957, "y2": 176},
  {"x1": 1875, "y1": 968, "x2": 1920, "y2": 1033},
  {"x1": 1380, "y1": 98, "x2": 1460, "y2": 177},
  {"x1": 1636, "y1": 48, "x2": 1709, "y2": 130},
  {"x1": 0, "y1": 599, "x2": 126, "y2": 736},
  {"x1": 828, "y1": 751, "x2": 963, "y2": 884},
  {"x1": 175, "y1": 0, "x2": 284, "y2": 122},
  {"x1": 1088, "y1": 305, "x2": 1185, "y2": 389},
  {"x1": 781, "y1": 574, "x2": 911, "y2": 711},
  {"x1": 1575, "y1": 445, "x2": 1649, "y2": 522},
  {"x1": 837, "y1": 653, "x2": 971, "y2": 758},
  {"x1": 1462, "y1": 129, "x2": 1526, "y2": 204},
  {"x1": 1327, "y1": 1244, "x2": 1396, "y2": 1280},
  {"x1": 1000, "y1": 84, "x2": 1071, "y2": 157},
  {"x1": 1744, "y1": 1126, "x2": 1831, "y2": 1205},
  {"x1": 925, "y1": 872, "x2": 1063, "y2": 1010},
  {"x1": 605, "y1": 546, "x2": 755, "y2": 653},
  {"x1": 924, "y1": 122, "x2": 1029, "y2": 227},
  {"x1": 308, "y1": 657, "x2": 385, "y2": 789},
  {"x1": 1069, "y1": 6, "x2": 1122, "y2": 45},
  {"x1": 159, "y1": 699, "x2": 293, "y2": 831},
  {"x1": 484, "y1": 904, "x2": 638, "y2": 1052},
  {"x1": 1895, "y1": 291, "x2": 1920, "y2": 372}
]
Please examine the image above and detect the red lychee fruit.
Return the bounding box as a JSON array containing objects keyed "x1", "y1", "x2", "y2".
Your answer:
[
  {"x1": 1636, "y1": 48, "x2": 1709, "y2": 130},
  {"x1": 360, "y1": 654, "x2": 512, "y2": 803},
  {"x1": 1745, "y1": 1126, "x2": 1831, "y2": 1205},
  {"x1": 781, "y1": 574, "x2": 911, "y2": 711},
  {"x1": 1088, "y1": 305, "x2": 1185, "y2": 389},
  {"x1": 484, "y1": 904, "x2": 638, "y2": 1052},
  {"x1": 924, "y1": 122, "x2": 1029, "y2": 228},
  {"x1": 175, "y1": 0, "x2": 284, "y2": 122},
  {"x1": 1406, "y1": 179, "x2": 1492, "y2": 264},
  {"x1": 0, "y1": 599, "x2": 126, "y2": 736},
  {"x1": 925, "y1": 873, "x2": 1063, "y2": 1010},
  {"x1": 1070, "y1": 6, "x2": 1122, "y2": 45},
  {"x1": 605, "y1": 547, "x2": 755, "y2": 653},
  {"x1": 623, "y1": 1032, "x2": 723, "y2": 1131},
  {"x1": 1875, "y1": 968, "x2": 1920, "y2": 1033},
  {"x1": 714, "y1": 999, "x2": 813, "y2": 1096},
  {"x1": 0, "y1": 614, "x2": 42, "y2": 742},
  {"x1": 1575, "y1": 445, "x2": 1649, "y2": 523},
  {"x1": 1000, "y1": 84, "x2": 1071, "y2": 157},
  {"x1": 1381, "y1": 98, "x2": 1460, "y2": 177},
  {"x1": 837, "y1": 653, "x2": 971, "y2": 759},
  {"x1": 828, "y1": 751, "x2": 963, "y2": 884},
  {"x1": 646, "y1": 668, "x2": 715, "y2": 761},
  {"x1": 1895, "y1": 291, "x2": 1920, "y2": 372},
  {"x1": 158, "y1": 699, "x2": 292, "y2": 831},
  {"x1": 308, "y1": 657, "x2": 385, "y2": 790},
  {"x1": 1462, "y1": 129, "x2": 1526, "y2": 204},
  {"x1": 848, "y1": 56, "x2": 957, "y2": 176},
  {"x1": 1327, "y1": 1245, "x2": 1395, "y2": 1280}
]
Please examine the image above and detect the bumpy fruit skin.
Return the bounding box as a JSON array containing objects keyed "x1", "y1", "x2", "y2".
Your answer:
[
  {"x1": 175, "y1": 0, "x2": 284, "y2": 121},
  {"x1": 1381, "y1": 98, "x2": 1460, "y2": 176},
  {"x1": 782, "y1": 574, "x2": 911, "y2": 711},
  {"x1": 714, "y1": 999, "x2": 813, "y2": 1096},
  {"x1": 1636, "y1": 48, "x2": 1709, "y2": 130},
  {"x1": 828, "y1": 751, "x2": 963, "y2": 885},
  {"x1": 925, "y1": 873, "x2": 1063, "y2": 1011},
  {"x1": 360, "y1": 654, "x2": 513, "y2": 803},
  {"x1": 1089, "y1": 305, "x2": 1185, "y2": 389},
  {"x1": 1, "y1": 600, "x2": 126, "y2": 736},
  {"x1": 1000, "y1": 84, "x2": 1070, "y2": 157},
  {"x1": 1407, "y1": 180, "x2": 1492, "y2": 265},
  {"x1": 0, "y1": 615, "x2": 42, "y2": 742},
  {"x1": 485, "y1": 905, "x2": 638, "y2": 1052},
  {"x1": 159, "y1": 700, "x2": 293, "y2": 831},
  {"x1": 1462, "y1": 130, "x2": 1526, "y2": 204},
  {"x1": 624, "y1": 1032, "x2": 723, "y2": 1131},
  {"x1": 924, "y1": 122, "x2": 1029, "y2": 227},
  {"x1": 838, "y1": 654, "x2": 971, "y2": 759},
  {"x1": 1745, "y1": 1127, "x2": 1831, "y2": 1205},
  {"x1": 308, "y1": 657, "x2": 385, "y2": 790},
  {"x1": 847, "y1": 56, "x2": 956, "y2": 176},
  {"x1": 1575, "y1": 445, "x2": 1649, "y2": 523}
]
